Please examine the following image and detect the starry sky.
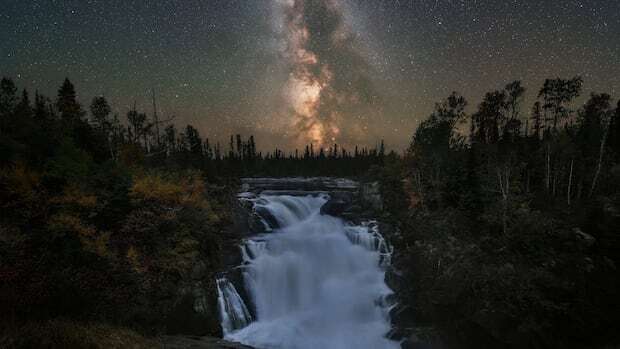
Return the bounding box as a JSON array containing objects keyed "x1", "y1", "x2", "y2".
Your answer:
[{"x1": 2, "y1": 0, "x2": 619, "y2": 151}]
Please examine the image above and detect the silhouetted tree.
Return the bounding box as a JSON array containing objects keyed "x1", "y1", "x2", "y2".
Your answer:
[
  {"x1": 538, "y1": 76, "x2": 583, "y2": 132},
  {"x1": 90, "y1": 96, "x2": 112, "y2": 132},
  {"x1": 57, "y1": 78, "x2": 85, "y2": 124}
]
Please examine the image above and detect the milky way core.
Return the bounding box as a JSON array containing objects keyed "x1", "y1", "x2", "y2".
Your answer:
[{"x1": 274, "y1": 0, "x2": 379, "y2": 148}]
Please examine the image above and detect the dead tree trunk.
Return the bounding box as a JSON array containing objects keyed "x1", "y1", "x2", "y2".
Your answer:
[
  {"x1": 590, "y1": 118, "x2": 611, "y2": 197},
  {"x1": 589, "y1": 118, "x2": 611, "y2": 197},
  {"x1": 567, "y1": 159, "x2": 574, "y2": 205},
  {"x1": 546, "y1": 143, "x2": 551, "y2": 192},
  {"x1": 497, "y1": 165, "x2": 510, "y2": 235}
]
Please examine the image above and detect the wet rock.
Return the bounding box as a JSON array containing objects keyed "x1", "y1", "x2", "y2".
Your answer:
[
  {"x1": 247, "y1": 212, "x2": 268, "y2": 234},
  {"x1": 321, "y1": 198, "x2": 349, "y2": 216},
  {"x1": 320, "y1": 200, "x2": 344, "y2": 216},
  {"x1": 389, "y1": 304, "x2": 416, "y2": 335},
  {"x1": 254, "y1": 206, "x2": 279, "y2": 230},
  {"x1": 320, "y1": 191, "x2": 355, "y2": 217},
  {"x1": 574, "y1": 228, "x2": 596, "y2": 248},
  {"x1": 240, "y1": 183, "x2": 251, "y2": 193},
  {"x1": 241, "y1": 177, "x2": 358, "y2": 193},
  {"x1": 162, "y1": 336, "x2": 254, "y2": 349}
]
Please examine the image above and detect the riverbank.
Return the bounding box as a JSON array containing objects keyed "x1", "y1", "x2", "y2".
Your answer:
[
  {"x1": 0, "y1": 166, "x2": 241, "y2": 346},
  {"x1": 0, "y1": 319, "x2": 254, "y2": 349}
]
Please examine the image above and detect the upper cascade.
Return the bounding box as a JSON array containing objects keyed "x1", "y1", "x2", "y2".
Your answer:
[{"x1": 240, "y1": 177, "x2": 359, "y2": 195}]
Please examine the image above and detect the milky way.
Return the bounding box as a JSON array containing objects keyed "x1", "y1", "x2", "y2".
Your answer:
[
  {"x1": 2, "y1": 0, "x2": 619, "y2": 151},
  {"x1": 274, "y1": 0, "x2": 380, "y2": 148}
]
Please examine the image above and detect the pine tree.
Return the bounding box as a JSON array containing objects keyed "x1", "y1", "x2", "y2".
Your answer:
[
  {"x1": 609, "y1": 100, "x2": 620, "y2": 158},
  {"x1": 0, "y1": 77, "x2": 18, "y2": 133},
  {"x1": 56, "y1": 78, "x2": 84, "y2": 124}
]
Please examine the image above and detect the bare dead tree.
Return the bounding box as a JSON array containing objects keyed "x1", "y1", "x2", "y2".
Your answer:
[
  {"x1": 589, "y1": 115, "x2": 612, "y2": 197},
  {"x1": 567, "y1": 159, "x2": 574, "y2": 205},
  {"x1": 497, "y1": 165, "x2": 510, "y2": 235}
]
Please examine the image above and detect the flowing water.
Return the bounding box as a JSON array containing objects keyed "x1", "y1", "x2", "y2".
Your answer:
[{"x1": 217, "y1": 193, "x2": 399, "y2": 349}]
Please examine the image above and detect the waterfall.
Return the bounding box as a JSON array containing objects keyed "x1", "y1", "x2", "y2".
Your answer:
[
  {"x1": 219, "y1": 193, "x2": 399, "y2": 349},
  {"x1": 216, "y1": 277, "x2": 253, "y2": 335}
]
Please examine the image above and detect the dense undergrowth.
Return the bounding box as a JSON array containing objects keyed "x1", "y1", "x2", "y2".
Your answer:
[{"x1": 374, "y1": 80, "x2": 620, "y2": 348}]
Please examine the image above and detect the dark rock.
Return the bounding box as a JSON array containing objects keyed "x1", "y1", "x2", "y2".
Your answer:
[
  {"x1": 320, "y1": 191, "x2": 355, "y2": 217},
  {"x1": 254, "y1": 206, "x2": 279, "y2": 230},
  {"x1": 162, "y1": 336, "x2": 254, "y2": 349},
  {"x1": 247, "y1": 212, "x2": 268, "y2": 234},
  {"x1": 574, "y1": 228, "x2": 596, "y2": 248},
  {"x1": 320, "y1": 198, "x2": 349, "y2": 216},
  {"x1": 389, "y1": 304, "x2": 416, "y2": 335},
  {"x1": 166, "y1": 291, "x2": 221, "y2": 337},
  {"x1": 240, "y1": 177, "x2": 358, "y2": 193}
]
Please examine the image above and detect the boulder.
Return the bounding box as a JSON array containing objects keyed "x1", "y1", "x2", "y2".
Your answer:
[
  {"x1": 320, "y1": 198, "x2": 349, "y2": 216},
  {"x1": 320, "y1": 191, "x2": 355, "y2": 217},
  {"x1": 574, "y1": 228, "x2": 596, "y2": 248}
]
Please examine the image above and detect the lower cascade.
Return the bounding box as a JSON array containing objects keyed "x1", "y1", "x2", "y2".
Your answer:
[{"x1": 217, "y1": 193, "x2": 399, "y2": 349}]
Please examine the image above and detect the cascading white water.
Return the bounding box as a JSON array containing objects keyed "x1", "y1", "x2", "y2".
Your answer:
[
  {"x1": 216, "y1": 277, "x2": 253, "y2": 335},
  {"x1": 220, "y1": 193, "x2": 399, "y2": 349}
]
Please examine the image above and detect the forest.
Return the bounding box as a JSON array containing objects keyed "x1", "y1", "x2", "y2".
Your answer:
[{"x1": 1, "y1": 75, "x2": 619, "y2": 348}]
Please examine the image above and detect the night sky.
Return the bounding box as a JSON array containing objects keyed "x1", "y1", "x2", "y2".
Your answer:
[{"x1": 2, "y1": 0, "x2": 619, "y2": 151}]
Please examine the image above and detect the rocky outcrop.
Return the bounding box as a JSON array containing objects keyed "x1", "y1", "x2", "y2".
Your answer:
[
  {"x1": 240, "y1": 177, "x2": 358, "y2": 193},
  {"x1": 320, "y1": 191, "x2": 355, "y2": 216}
]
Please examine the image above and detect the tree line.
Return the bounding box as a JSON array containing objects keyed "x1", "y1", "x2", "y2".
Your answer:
[
  {"x1": 0, "y1": 77, "x2": 386, "y2": 178},
  {"x1": 409, "y1": 77, "x2": 620, "y2": 212}
]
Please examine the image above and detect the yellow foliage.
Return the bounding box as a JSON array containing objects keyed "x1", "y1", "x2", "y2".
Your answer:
[
  {"x1": 130, "y1": 174, "x2": 184, "y2": 204},
  {"x1": 47, "y1": 213, "x2": 112, "y2": 257},
  {"x1": 0, "y1": 163, "x2": 43, "y2": 214},
  {"x1": 130, "y1": 172, "x2": 210, "y2": 210},
  {"x1": 49, "y1": 213, "x2": 97, "y2": 237},
  {"x1": 50, "y1": 183, "x2": 97, "y2": 208},
  {"x1": 160, "y1": 238, "x2": 200, "y2": 275},
  {"x1": 126, "y1": 245, "x2": 145, "y2": 273}
]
